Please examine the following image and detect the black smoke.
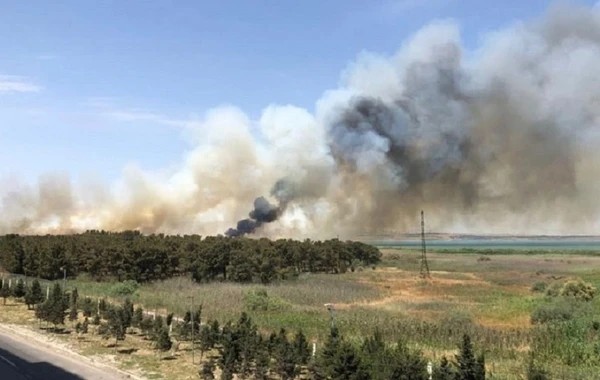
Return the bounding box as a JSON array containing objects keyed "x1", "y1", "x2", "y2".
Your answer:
[{"x1": 225, "y1": 178, "x2": 298, "y2": 237}]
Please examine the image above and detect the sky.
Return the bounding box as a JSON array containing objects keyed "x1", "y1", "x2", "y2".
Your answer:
[{"x1": 1, "y1": 0, "x2": 598, "y2": 185}]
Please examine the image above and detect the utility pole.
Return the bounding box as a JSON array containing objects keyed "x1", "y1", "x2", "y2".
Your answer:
[
  {"x1": 420, "y1": 210, "x2": 430, "y2": 278},
  {"x1": 191, "y1": 295, "x2": 195, "y2": 365}
]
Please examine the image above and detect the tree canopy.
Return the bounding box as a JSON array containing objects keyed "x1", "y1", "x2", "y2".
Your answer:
[{"x1": 0, "y1": 232, "x2": 381, "y2": 284}]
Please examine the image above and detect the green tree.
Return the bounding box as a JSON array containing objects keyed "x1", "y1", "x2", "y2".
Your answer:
[
  {"x1": 0, "y1": 280, "x2": 10, "y2": 305},
  {"x1": 200, "y1": 358, "x2": 216, "y2": 380},
  {"x1": 12, "y1": 279, "x2": 26, "y2": 299},
  {"x1": 122, "y1": 298, "x2": 134, "y2": 329},
  {"x1": 274, "y1": 336, "x2": 300, "y2": 380},
  {"x1": 25, "y1": 279, "x2": 44, "y2": 310},
  {"x1": 82, "y1": 317, "x2": 89, "y2": 334},
  {"x1": 254, "y1": 345, "x2": 271, "y2": 380},
  {"x1": 293, "y1": 329, "x2": 311, "y2": 365},
  {"x1": 155, "y1": 327, "x2": 172, "y2": 355},
  {"x1": 329, "y1": 341, "x2": 370, "y2": 380},
  {"x1": 82, "y1": 297, "x2": 94, "y2": 317},
  {"x1": 455, "y1": 334, "x2": 485, "y2": 380},
  {"x1": 70, "y1": 287, "x2": 79, "y2": 308},
  {"x1": 132, "y1": 306, "x2": 144, "y2": 328},
  {"x1": 433, "y1": 356, "x2": 454, "y2": 380},
  {"x1": 43, "y1": 283, "x2": 68, "y2": 330},
  {"x1": 199, "y1": 324, "x2": 214, "y2": 358},
  {"x1": 105, "y1": 307, "x2": 126, "y2": 346}
]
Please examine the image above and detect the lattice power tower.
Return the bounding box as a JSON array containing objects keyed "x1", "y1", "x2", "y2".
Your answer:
[{"x1": 420, "y1": 210, "x2": 430, "y2": 278}]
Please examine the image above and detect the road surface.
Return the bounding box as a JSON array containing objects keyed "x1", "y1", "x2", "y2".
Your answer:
[{"x1": 0, "y1": 327, "x2": 131, "y2": 380}]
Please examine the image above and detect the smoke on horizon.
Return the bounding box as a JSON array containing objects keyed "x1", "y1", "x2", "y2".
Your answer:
[{"x1": 3, "y1": 2, "x2": 600, "y2": 238}]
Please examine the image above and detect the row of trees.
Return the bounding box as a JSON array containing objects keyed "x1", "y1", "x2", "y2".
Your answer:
[
  {"x1": 4, "y1": 279, "x2": 551, "y2": 379},
  {"x1": 0, "y1": 232, "x2": 382, "y2": 283}
]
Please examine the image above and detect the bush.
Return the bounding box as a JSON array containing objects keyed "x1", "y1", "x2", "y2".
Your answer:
[
  {"x1": 110, "y1": 280, "x2": 139, "y2": 297},
  {"x1": 244, "y1": 289, "x2": 291, "y2": 312},
  {"x1": 545, "y1": 282, "x2": 562, "y2": 297},
  {"x1": 531, "y1": 281, "x2": 547, "y2": 293},
  {"x1": 559, "y1": 279, "x2": 595, "y2": 301},
  {"x1": 531, "y1": 299, "x2": 575, "y2": 325}
]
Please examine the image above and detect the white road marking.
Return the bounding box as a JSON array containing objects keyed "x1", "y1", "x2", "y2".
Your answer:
[{"x1": 0, "y1": 353, "x2": 17, "y2": 368}]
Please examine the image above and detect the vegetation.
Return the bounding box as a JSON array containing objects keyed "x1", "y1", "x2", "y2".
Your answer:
[
  {"x1": 2, "y1": 240, "x2": 600, "y2": 378},
  {"x1": 0, "y1": 232, "x2": 381, "y2": 284}
]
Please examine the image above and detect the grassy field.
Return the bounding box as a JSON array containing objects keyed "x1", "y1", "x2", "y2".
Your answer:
[{"x1": 2, "y1": 248, "x2": 600, "y2": 379}]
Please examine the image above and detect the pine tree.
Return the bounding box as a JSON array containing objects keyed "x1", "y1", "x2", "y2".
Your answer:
[
  {"x1": 70, "y1": 287, "x2": 79, "y2": 308},
  {"x1": 192, "y1": 304, "x2": 202, "y2": 335},
  {"x1": 43, "y1": 283, "x2": 68, "y2": 330},
  {"x1": 199, "y1": 324, "x2": 213, "y2": 358},
  {"x1": 200, "y1": 358, "x2": 216, "y2": 380},
  {"x1": 106, "y1": 307, "x2": 126, "y2": 346},
  {"x1": 166, "y1": 312, "x2": 174, "y2": 327},
  {"x1": 140, "y1": 316, "x2": 154, "y2": 337},
  {"x1": 82, "y1": 317, "x2": 89, "y2": 334},
  {"x1": 319, "y1": 327, "x2": 341, "y2": 376},
  {"x1": 122, "y1": 298, "x2": 133, "y2": 329},
  {"x1": 475, "y1": 354, "x2": 486, "y2": 380},
  {"x1": 69, "y1": 304, "x2": 78, "y2": 325},
  {"x1": 0, "y1": 280, "x2": 10, "y2": 305},
  {"x1": 180, "y1": 311, "x2": 192, "y2": 340},
  {"x1": 132, "y1": 306, "x2": 144, "y2": 328},
  {"x1": 12, "y1": 279, "x2": 26, "y2": 299},
  {"x1": 25, "y1": 279, "x2": 44, "y2": 310},
  {"x1": 210, "y1": 319, "x2": 221, "y2": 345},
  {"x1": 434, "y1": 356, "x2": 454, "y2": 380},
  {"x1": 156, "y1": 327, "x2": 172, "y2": 355},
  {"x1": 152, "y1": 315, "x2": 164, "y2": 341},
  {"x1": 329, "y1": 341, "x2": 370, "y2": 380},
  {"x1": 98, "y1": 298, "x2": 107, "y2": 313},
  {"x1": 274, "y1": 338, "x2": 300, "y2": 380},
  {"x1": 293, "y1": 329, "x2": 311, "y2": 365},
  {"x1": 82, "y1": 297, "x2": 94, "y2": 317},
  {"x1": 219, "y1": 321, "x2": 240, "y2": 380},
  {"x1": 455, "y1": 334, "x2": 485, "y2": 380},
  {"x1": 254, "y1": 346, "x2": 271, "y2": 380},
  {"x1": 92, "y1": 314, "x2": 101, "y2": 325},
  {"x1": 68, "y1": 288, "x2": 79, "y2": 325}
]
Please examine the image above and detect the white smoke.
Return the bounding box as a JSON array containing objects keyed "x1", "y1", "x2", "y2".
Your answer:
[{"x1": 2, "y1": 2, "x2": 600, "y2": 238}]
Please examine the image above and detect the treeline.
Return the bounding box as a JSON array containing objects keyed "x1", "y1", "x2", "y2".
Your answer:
[
  {"x1": 0, "y1": 231, "x2": 381, "y2": 284},
  {"x1": 5, "y1": 279, "x2": 495, "y2": 380}
]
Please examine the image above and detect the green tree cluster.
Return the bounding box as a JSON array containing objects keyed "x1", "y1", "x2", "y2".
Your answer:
[{"x1": 0, "y1": 233, "x2": 381, "y2": 284}]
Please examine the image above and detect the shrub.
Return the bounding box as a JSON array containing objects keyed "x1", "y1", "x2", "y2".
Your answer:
[
  {"x1": 531, "y1": 299, "x2": 575, "y2": 325},
  {"x1": 545, "y1": 282, "x2": 562, "y2": 297},
  {"x1": 531, "y1": 281, "x2": 547, "y2": 293},
  {"x1": 559, "y1": 279, "x2": 595, "y2": 301},
  {"x1": 244, "y1": 289, "x2": 291, "y2": 312},
  {"x1": 110, "y1": 280, "x2": 139, "y2": 297}
]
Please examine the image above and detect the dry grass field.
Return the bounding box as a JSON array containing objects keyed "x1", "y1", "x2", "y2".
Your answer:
[{"x1": 2, "y1": 248, "x2": 600, "y2": 379}]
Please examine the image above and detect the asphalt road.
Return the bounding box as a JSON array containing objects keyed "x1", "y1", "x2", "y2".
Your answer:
[{"x1": 0, "y1": 329, "x2": 127, "y2": 380}]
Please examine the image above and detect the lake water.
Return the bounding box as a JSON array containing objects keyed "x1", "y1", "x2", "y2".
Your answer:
[{"x1": 373, "y1": 239, "x2": 600, "y2": 251}]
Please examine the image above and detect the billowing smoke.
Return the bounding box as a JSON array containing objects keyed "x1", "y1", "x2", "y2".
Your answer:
[{"x1": 4, "y1": 2, "x2": 600, "y2": 237}]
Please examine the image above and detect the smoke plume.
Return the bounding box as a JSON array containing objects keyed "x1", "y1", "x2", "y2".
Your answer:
[{"x1": 3, "y1": 2, "x2": 600, "y2": 237}]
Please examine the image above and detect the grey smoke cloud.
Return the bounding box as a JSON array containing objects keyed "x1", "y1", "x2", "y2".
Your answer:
[{"x1": 3, "y1": 2, "x2": 600, "y2": 237}]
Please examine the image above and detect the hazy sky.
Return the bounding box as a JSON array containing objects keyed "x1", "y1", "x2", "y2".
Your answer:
[{"x1": 1, "y1": 0, "x2": 597, "y2": 184}]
